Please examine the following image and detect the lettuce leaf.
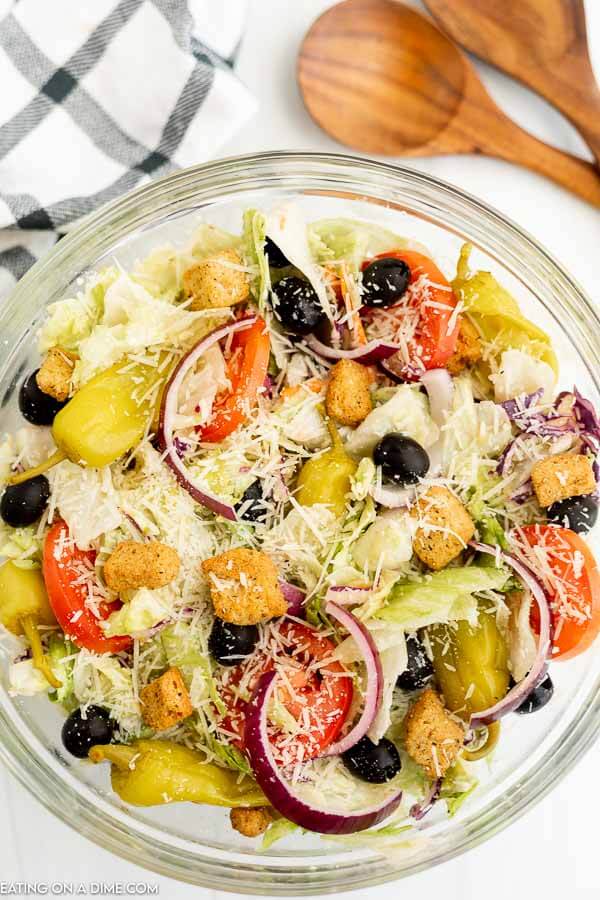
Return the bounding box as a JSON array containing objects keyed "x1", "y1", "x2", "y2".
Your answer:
[
  {"x1": 242, "y1": 208, "x2": 270, "y2": 308},
  {"x1": 308, "y1": 218, "x2": 427, "y2": 274},
  {"x1": 261, "y1": 817, "x2": 300, "y2": 850},
  {"x1": 377, "y1": 565, "x2": 509, "y2": 629}
]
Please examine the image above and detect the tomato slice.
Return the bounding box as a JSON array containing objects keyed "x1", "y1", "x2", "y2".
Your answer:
[
  {"x1": 198, "y1": 317, "x2": 270, "y2": 443},
  {"x1": 518, "y1": 524, "x2": 600, "y2": 661},
  {"x1": 216, "y1": 620, "x2": 353, "y2": 764},
  {"x1": 42, "y1": 521, "x2": 132, "y2": 654},
  {"x1": 362, "y1": 250, "x2": 460, "y2": 375}
]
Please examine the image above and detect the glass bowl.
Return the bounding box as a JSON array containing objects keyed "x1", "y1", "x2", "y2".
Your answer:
[{"x1": 1, "y1": 152, "x2": 599, "y2": 894}]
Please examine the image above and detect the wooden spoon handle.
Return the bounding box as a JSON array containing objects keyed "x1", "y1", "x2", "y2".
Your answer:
[
  {"x1": 483, "y1": 111, "x2": 600, "y2": 209},
  {"x1": 534, "y1": 80, "x2": 600, "y2": 170},
  {"x1": 450, "y1": 71, "x2": 600, "y2": 208}
]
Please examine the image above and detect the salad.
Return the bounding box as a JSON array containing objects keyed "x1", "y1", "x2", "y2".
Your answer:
[{"x1": 0, "y1": 206, "x2": 598, "y2": 847}]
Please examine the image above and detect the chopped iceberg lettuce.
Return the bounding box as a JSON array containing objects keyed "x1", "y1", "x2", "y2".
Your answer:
[
  {"x1": 50, "y1": 460, "x2": 122, "y2": 550},
  {"x1": 261, "y1": 817, "x2": 300, "y2": 850},
  {"x1": 352, "y1": 510, "x2": 414, "y2": 572},
  {"x1": 440, "y1": 762, "x2": 478, "y2": 817},
  {"x1": 103, "y1": 587, "x2": 175, "y2": 638},
  {"x1": 377, "y1": 565, "x2": 509, "y2": 629},
  {"x1": 242, "y1": 208, "x2": 270, "y2": 308},
  {"x1": 48, "y1": 634, "x2": 78, "y2": 710},
  {"x1": 72, "y1": 650, "x2": 142, "y2": 738},
  {"x1": 308, "y1": 218, "x2": 427, "y2": 273},
  {"x1": 346, "y1": 386, "x2": 439, "y2": 458},
  {"x1": 453, "y1": 243, "x2": 558, "y2": 375},
  {"x1": 38, "y1": 271, "x2": 115, "y2": 354},
  {"x1": 8, "y1": 659, "x2": 49, "y2": 696},
  {"x1": 75, "y1": 272, "x2": 217, "y2": 384},
  {"x1": 490, "y1": 348, "x2": 556, "y2": 403},
  {"x1": 265, "y1": 204, "x2": 334, "y2": 322}
]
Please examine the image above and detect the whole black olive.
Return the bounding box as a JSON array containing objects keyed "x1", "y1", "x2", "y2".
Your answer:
[
  {"x1": 0, "y1": 475, "x2": 50, "y2": 527},
  {"x1": 397, "y1": 634, "x2": 434, "y2": 691},
  {"x1": 62, "y1": 705, "x2": 116, "y2": 758},
  {"x1": 264, "y1": 237, "x2": 290, "y2": 269},
  {"x1": 514, "y1": 674, "x2": 554, "y2": 715},
  {"x1": 209, "y1": 618, "x2": 259, "y2": 666},
  {"x1": 271, "y1": 276, "x2": 325, "y2": 336},
  {"x1": 362, "y1": 257, "x2": 411, "y2": 308},
  {"x1": 236, "y1": 481, "x2": 267, "y2": 523},
  {"x1": 342, "y1": 736, "x2": 401, "y2": 784},
  {"x1": 373, "y1": 433, "x2": 430, "y2": 485},
  {"x1": 19, "y1": 370, "x2": 66, "y2": 425},
  {"x1": 547, "y1": 495, "x2": 598, "y2": 534}
]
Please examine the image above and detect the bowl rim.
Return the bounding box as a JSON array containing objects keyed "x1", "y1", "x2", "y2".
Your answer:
[{"x1": 1, "y1": 150, "x2": 599, "y2": 894}]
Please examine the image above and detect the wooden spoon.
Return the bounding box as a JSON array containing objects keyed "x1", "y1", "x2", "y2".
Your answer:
[
  {"x1": 424, "y1": 0, "x2": 600, "y2": 168},
  {"x1": 297, "y1": 0, "x2": 600, "y2": 208}
]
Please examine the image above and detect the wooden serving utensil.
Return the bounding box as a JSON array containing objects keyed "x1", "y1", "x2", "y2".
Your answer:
[
  {"x1": 297, "y1": 0, "x2": 600, "y2": 208},
  {"x1": 424, "y1": 0, "x2": 600, "y2": 168}
]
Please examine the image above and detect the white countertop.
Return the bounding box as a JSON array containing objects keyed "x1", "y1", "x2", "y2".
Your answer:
[{"x1": 2, "y1": 1, "x2": 600, "y2": 896}]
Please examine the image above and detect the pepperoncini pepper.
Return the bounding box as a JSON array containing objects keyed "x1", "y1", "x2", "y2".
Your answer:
[
  {"x1": 9, "y1": 360, "x2": 165, "y2": 485},
  {"x1": 89, "y1": 740, "x2": 266, "y2": 808},
  {"x1": 0, "y1": 560, "x2": 60, "y2": 688},
  {"x1": 296, "y1": 420, "x2": 357, "y2": 518},
  {"x1": 428, "y1": 602, "x2": 510, "y2": 760}
]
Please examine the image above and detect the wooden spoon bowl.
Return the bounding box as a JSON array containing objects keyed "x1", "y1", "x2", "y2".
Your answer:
[{"x1": 297, "y1": 0, "x2": 600, "y2": 207}]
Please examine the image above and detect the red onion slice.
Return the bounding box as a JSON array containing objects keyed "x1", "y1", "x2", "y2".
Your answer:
[
  {"x1": 244, "y1": 669, "x2": 402, "y2": 834},
  {"x1": 468, "y1": 541, "x2": 551, "y2": 727},
  {"x1": 304, "y1": 333, "x2": 400, "y2": 366},
  {"x1": 280, "y1": 580, "x2": 306, "y2": 616},
  {"x1": 321, "y1": 601, "x2": 383, "y2": 757},
  {"x1": 410, "y1": 777, "x2": 442, "y2": 821},
  {"x1": 157, "y1": 317, "x2": 258, "y2": 521},
  {"x1": 420, "y1": 368, "x2": 454, "y2": 427}
]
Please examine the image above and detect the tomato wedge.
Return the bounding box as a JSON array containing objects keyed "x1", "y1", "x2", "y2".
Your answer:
[
  {"x1": 362, "y1": 250, "x2": 460, "y2": 374},
  {"x1": 198, "y1": 316, "x2": 270, "y2": 443},
  {"x1": 42, "y1": 521, "x2": 132, "y2": 654},
  {"x1": 519, "y1": 524, "x2": 600, "y2": 661},
  {"x1": 216, "y1": 620, "x2": 353, "y2": 764}
]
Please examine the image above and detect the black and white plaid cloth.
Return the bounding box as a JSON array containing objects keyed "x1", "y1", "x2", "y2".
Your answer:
[{"x1": 0, "y1": 0, "x2": 256, "y2": 299}]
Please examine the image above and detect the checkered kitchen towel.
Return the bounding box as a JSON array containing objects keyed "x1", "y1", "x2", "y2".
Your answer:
[{"x1": 0, "y1": 0, "x2": 257, "y2": 298}]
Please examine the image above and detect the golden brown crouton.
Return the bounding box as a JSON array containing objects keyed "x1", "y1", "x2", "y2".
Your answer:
[
  {"x1": 531, "y1": 453, "x2": 596, "y2": 508},
  {"x1": 201, "y1": 548, "x2": 286, "y2": 626},
  {"x1": 103, "y1": 540, "x2": 180, "y2": 592},
  {"x1": 446, "y1": 318, "x2": 482, "y2": 376},
  {"x1": 412, "y1": 486, "x2": 475, "y2": 570},
  {"x1": 139, "y1": 667, "x2": 193, "y2": 732},
  {"x1": 183, "y1": 249, "x2": 250, "y2": 310},
  {"x1": 230, "y1": 807, "x2": 272, "y2": 838},
  {"x1": 36, "y1": 347, "x2": 77, "y2": 402},
  {"x1": 404, "y1": 689, "x2": 464, "y2": 779},
  {"x1": 326, "y1": 359, "x2": 372, "y2": 426}
]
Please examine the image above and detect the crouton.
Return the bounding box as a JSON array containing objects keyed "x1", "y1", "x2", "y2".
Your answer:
[
  {"x1": 36, "y1": 347, "x2": 77, "y2": 402},
  {"x1": 531, "y1": 453, "x2": 596, "y2": 508},
  {"x1": 230, "y1": 806, "x2": 272, "y2": 838},
  {"x1": 103, "y1": 540, "x2": 180, "y2": 592},
  {"x1": 446, "y1": 318, "x2": 482, "y2": 375},
  {"x1": 183, "y1": 249, "x2": 249, "y2": 310},
  {"x1": 201, "y1": 548, "x2": 286, "y2": 626},
  {"x1": 326, "y1": 359, "x2": 373, "y2": 426},
  {"x1": 412, "y1": 486, "x2": 474, "y2": 570},
  {"x1": 404, "y1": 688, "x2": 464, "y2": 779},
  {"x1": 139, "y1": 667, "x2": 193, "y2": 732}
]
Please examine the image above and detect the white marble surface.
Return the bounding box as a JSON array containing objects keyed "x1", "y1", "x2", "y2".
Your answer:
[{"x1": 2, "y1": 0, "x2": 600, "y2": 896}]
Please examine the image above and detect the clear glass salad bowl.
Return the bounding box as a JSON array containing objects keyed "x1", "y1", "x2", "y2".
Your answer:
[{"x1": 0, "y1": 152, "x2": 599, "y2": 894}]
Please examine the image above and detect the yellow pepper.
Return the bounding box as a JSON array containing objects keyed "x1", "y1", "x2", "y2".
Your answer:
[
  {"x1": 89, "y1": 740, "x2": 266, "y2": 808},
  {"x1": 9, "y1": 360, "x2": 165, "y2": 485},
  {"x1": 428, "y1": 602, "x2": 510, "y2": 760},
  {"x1": 0, "y1": 561, "x2": 60, "y2": 688},
  {"x1": 296, "y1": 420, "x2": 357, "y2": 518}
]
